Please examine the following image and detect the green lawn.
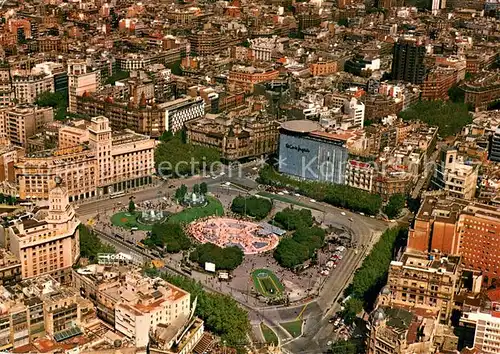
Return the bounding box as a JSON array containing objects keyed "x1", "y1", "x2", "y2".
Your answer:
[
  {"x1": 110, "y1": 212, "x2": 153, "y2": 231},
  {"x1": 251, "y1": 268, "x2": 284, "y2": 298},
  {"x1": 256, "y1": 192, "x2": 321, "y2": 210},
  {"x1": 168, "y1": 196, "x2": 224, "y2": 224},
  {"x1": 280, "y1": 320, "x2": 303, "y2": 338},
  {"x1": 260, "y1": 323, "x2": 279, "y2": 345}
]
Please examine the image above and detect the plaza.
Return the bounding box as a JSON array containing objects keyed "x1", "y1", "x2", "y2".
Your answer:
[{"x1": 187, "y1": 217, "x2": 280, "y2": 255}]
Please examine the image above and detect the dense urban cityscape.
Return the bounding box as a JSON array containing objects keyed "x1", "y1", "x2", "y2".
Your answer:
[{"x1": 0, "y1": 0, "x2": 499, "y2": 353}]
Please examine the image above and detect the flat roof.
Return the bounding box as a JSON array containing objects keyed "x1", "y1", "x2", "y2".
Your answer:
[{"x1": 281, "y1": 120, "x2": 321, "y2": 133}]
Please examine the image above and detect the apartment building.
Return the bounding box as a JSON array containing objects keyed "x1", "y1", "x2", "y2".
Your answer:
[
  {"x1": 0, "y1": 66, "x2": 13, "y2": 108},
  {"x1": 185, "y1": 111, "x2": 280, "y2": 161},
  {"x1": 391, "y1": 38, "x2": 426, "y2": 85},
  {"x1": 345, "y1": 159, "x2": 374, "y2": 192},
  {"x1": 0, "y1": 144, "x2": 22, "y2": 184},
  {"x1": 367, "y1": 306, "x2": 440, "y2": 354},
  {"x1": 433, "y1": 147, "x2": 479, "y2": 200},
  {"x1": 421, "y1": 67, "x2": 458, "y2": 101},
  {"x1": 228, "y1": 65, "x2": 280, "y2": 93},
  {"x1": 16, "y1": 116, "x2": 155, "y2": 201},
  {"x1": 4, "y1": 183, "x2": 80, "y2": 283},
  {"x1": 384, "y1": 251, "x2": 460, "y2": 324},
  {"x1": 68, "y1": 59, "x2": 99, "y2": 113},
  {"x1": 460, "y1": 288, "x2": 500, "y2": 354},
  {"x1": 310, "y1": 61, "x2": 338, "y2": 76},
  {"x1": 0, "y1": 249, "x2": 21, "y2": 286},
  {"x1": 12, "y1": 72, "x2": 54, "y2": 104},
  {"x1": 114, "y1": 272, "x2": 191, "y2": 347},
  {"x1": 0, "y1": 105, "x2": 53, "y2": 147},
  {"x1": 408, "y1": 194, "x2": 500, "y2": 287},
  {"x1": 0, "y1": 275, "x2": 96, "y2": 352}
]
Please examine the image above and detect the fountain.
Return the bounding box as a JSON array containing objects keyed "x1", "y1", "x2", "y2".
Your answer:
[
  {"x1": 181, "y1": 191, "x2": 207, "y2": 207},
  {"x1": 137, "y1": 209, "x2": 168, "y2": 225}
]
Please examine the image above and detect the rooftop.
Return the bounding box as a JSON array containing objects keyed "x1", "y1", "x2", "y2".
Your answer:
[{"x1": 280, "y1": 120, "x2": 321, "y2": 133}]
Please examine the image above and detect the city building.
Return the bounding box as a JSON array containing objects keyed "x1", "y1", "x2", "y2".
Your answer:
[
  {"x1": 278, "y1": 120, "x2": 349, "y2": 184},
  {"x1": 0, "y1": 249, "x2": 21, "y2": 286},
  {"x1": 382, "y1": 251, "x2": 461, "y2": 324},
  {"x1": 3, "y1": 182, "x2": 80, "y2": 283},
  {"x1": 158, "y1": 96, "x2": 205, "y2": 133},
  {"x1": 11, "y1": 71, "x2": 55, "y2": 104},
  {"x1": 15, "y1": 116, "x2": 155, "y2": 201},
  {"x1": 185, "y1": 111, "x2": 280, "y2": 161},
  {"x1": 228, "y1": 65, "x2": 280, "y2": 93},
  {"x1": 0, "y1": 66, "x2": 13, "y2": 108},
  {"x1": 463, "y1": 72, "x2": 500, "y2": 112},
  {"x1": 68, "y1": 59, "x2": 100, "y2": 113},
  {"x1": 433, "y1": 147, "x2": 479, "y2": 200},
  {"x1": 310, "y1": 60, "x2": 338, "y2": 77},
  {"x1": 391, "y1": 38, "x2": 426, "y2": 84},
  {"x1": 115, "y1": 272, "x2": 191, "y2": 347},
  {"x1": 367, "y1": 306, "x2": 441, "y2": 354},
  {"x1": 408, "y1": 194, "x2": 500, "y2": 287},
  {"x1": 489, "y1": 127, "x2": 500, "y2": 162},
  {"x1": 460, "y1": 288, "x2": 500, "y2": 354},
  {"x1": 421, "y1": 67, "x2": 458, "y2": 101},
  {"x1": 0, "y1": 105, "x2": 53, "y2": 147}
]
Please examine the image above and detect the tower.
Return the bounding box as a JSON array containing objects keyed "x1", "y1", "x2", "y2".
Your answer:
[
  {"x1": 391, "y1": 38, "x2": 426, "y2": 84},
  {"x1": 88, "y1": 116, "x2": 114, "y2": 194}
]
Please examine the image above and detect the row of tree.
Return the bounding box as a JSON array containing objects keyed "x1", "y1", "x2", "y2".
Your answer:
[
  {"x1": 0, "y1": 194, "x2": 17, "y2": 205},
  {"x1": 341, "y1": 227, "x2": 405, "y2": 323},
  {"x1": 274, "y1": 225, "x2": 326, "y2": 269},
  {"x1": 190, "y1": 243, "x2": 244, "y2": 271},
  {"x1": 35, "y1": 91, "x2": 68, "y2": 121},
  {"x1": 144, "y1": 269, "x2": 250, "y2": 349},
  {"x1": 155, "y1": 131, "x2": 220, "y2": 178},
  {"x1": 79, "y1": 225, "x2": 115, "y2": 262},
  {"x1": 258, "y1": 165, "x2": 382, "y2": 215},
  {"x1": 383, "y1": 194, "x2": 406, "y2": 219},
  {"x1": 143, "y1": 222, "x2": 191, "y2": 253},
  {"x1": 273, "y1": 207, "x2": 313, "y2": 230},
  {"x1": 231, "y1": 196, "x2": 272, "y2": 220},
  {"x1": 398, "y1": 100, "x2": 472, "y2": 137}
]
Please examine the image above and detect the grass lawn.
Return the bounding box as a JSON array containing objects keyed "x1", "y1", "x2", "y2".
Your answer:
[
  {"x1": 110, "y1": 212, "x2": 153, "y2": 231},
  {"x1": 256, "y1": 192, "x2": 321, "y2": 210},
  {"x1": 260, "y1": 323, "x2": 279, "y2": 345},
  {"x1": 251, "y1": 268, "x2": 284, "y2": 297},
  {"x1": 168, "y1": 196, "x2": 224, "y2": 224},
  {"x1": 280, "y1": 320, "x2": 303, "y2": 338}
]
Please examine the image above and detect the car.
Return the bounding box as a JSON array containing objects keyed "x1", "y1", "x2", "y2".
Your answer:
[
  {"x1": 341, "y1": 212, "x2": 346, "y2": 216},
  {"x1": 283, "y1": 190, "x2": 289, "y2": 194},
  {"x1": 310, "y1": 199, "x2": 316, "y2": 203},
  {"x1": 294, "y1": 193, "x2": 301, "y2": 197},
  {"x1": 359, "y1": 212, "x2": 365, "y2": 216},
  {"x1": 336, "y1": 246, "x2": 346, "y2": 252},
  {"x1": 327, "y1": 341, "x2": 333, "y2": 346},
  {"x1": 328, "y1": 317, "x2": 336, "y2": 323},
  {"x1": 278, "y1": 192, "x2": 284, "y2": 195},
  {"x1": 370, "y1": 215, "x2": 375, "y2": 218}
]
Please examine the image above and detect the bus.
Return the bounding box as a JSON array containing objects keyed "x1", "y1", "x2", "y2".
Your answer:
[{"x1": 110, "y1": 191, "x2": 126, "y2": 199}]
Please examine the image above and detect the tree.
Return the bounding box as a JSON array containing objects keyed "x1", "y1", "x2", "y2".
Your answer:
[
  {"x1": 105, "y1": 70, "x2": 130, "y2": 85},
  {"x1": 144, "y1": 222, "x2": 191, "y2": 253},
  {"x1": 273, "y1": 225, "x2": 325, "y2": 269},
  {"x1": 330, "y1": 340, "x2": 360, "y2": 354},
  {"x1": 200, "y1": 182, "x2": 208, "y2": 195},
  {"x1": 79, "y1": 225, "x2": 115, "y2": 262},
  {"x1": 399, "y1": 100, "x2": 472, "y2": 137},
  {"x1": 448, "y1": 84, "x2": 465, "y2": 103},
  {"x1": 128, "y1": 199, "x2": 136, "y2": 213},
  {"x1": 258, "y1": 165, "x2": 382, "y2": 215},
  {"x1": 273, "y1": 207, "x2": 313, "y2": 230},
  {"x1": 189, "y1": 243, "x2": 244, "y2": 270},
  {"x1": 175, "y1": 185, "x2": 188, "y2": 202},
  {"x1": 383, "y1": 194, "x2": 405, "y2": 219},
  {"x1": 231, "y1": 196, "x2": 272, "y2": 220},
  {"x1": 155, "y1": 132, "x2": 220, "y2": 178},
  {"x1": 193, "y1": 184, "x2": 200, "y2": 195},
  {"x1": 35, "y1": 91, "x2": 68, "y2": 121},
  {"x1": 342, "y1": 297, "x2": 364, "y2": 324}
]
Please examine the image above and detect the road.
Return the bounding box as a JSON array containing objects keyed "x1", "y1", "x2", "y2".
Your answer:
[{"x1": 75, "y1": 168, "x2": 389, "y2": 353}]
